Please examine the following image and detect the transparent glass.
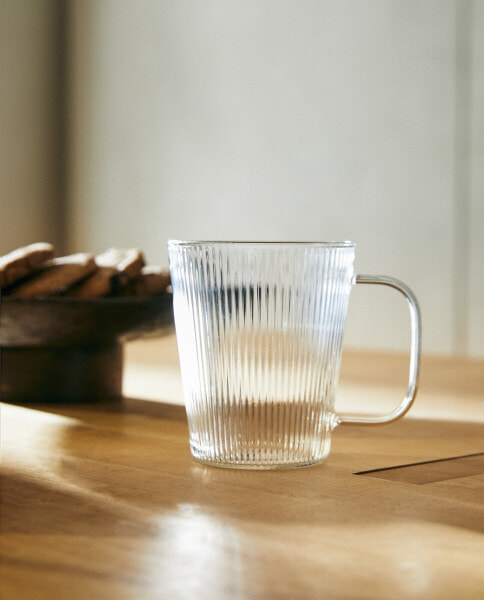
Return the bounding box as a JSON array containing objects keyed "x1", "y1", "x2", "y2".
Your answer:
[{"x1": 168, "y1": 241, "x2": 421, "y2": 469}]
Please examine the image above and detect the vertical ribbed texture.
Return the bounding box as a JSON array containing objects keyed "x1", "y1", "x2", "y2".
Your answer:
[{"x1": 168, "y1": 243, "x2": 355, "y2": 469}]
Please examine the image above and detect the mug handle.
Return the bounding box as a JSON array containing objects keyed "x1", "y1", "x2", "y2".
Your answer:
[{"x1": 337, "y1": 274, "x2": 422, "y2": 426}]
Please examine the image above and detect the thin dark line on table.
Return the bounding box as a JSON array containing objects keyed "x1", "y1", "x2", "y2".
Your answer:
[{"x1": 354, "y1": 452, "x2": 484, "y2": 475}]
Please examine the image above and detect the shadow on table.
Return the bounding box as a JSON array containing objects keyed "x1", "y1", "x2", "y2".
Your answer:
[
  {"x1": 25, "y1": 395, "x2": 188, "y2": 422},
  {"x1": 1, "y1": 468, "x2": 157, "y2": 537}
]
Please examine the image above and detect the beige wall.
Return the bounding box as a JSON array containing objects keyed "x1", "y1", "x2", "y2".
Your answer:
[
  {"x1": 0, "y1": 0, "x2": 65, "y2": 255},
  {"x1": 67, "y1": 0, "x2": 484, "y2": 357},
  {"x1": 469, "y1": 2, "x2": 484, "y2": 356}
]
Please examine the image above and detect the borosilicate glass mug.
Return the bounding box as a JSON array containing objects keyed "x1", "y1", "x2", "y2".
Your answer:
[{"x1": 168, "y1": 241, "x2": 421, "y2": 469}]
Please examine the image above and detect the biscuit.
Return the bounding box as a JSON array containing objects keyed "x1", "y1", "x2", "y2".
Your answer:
[
  {"x1": 8, "y1": 253, "x2": 97, "y2": 298},
  {"x1": 121, "y1": 266, "x2": 171, "y2": 296},
  {"x1": 96, "y1": 248, "x2": 145, "y2": 280},
  {"x1": 62, "y1": 266, "x2": 119, "y2": 298},
  {"x1": 62, "y1": 249, "x2": 146, "y2": 297},
  {"x1": 0, "y1": 242, "x2": 54, "y2": 289}
]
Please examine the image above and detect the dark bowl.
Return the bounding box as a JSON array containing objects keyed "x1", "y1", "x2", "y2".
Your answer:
[
  {"x1": 0, "y1": 294, "x2": 174, "y2": 347},
  {"x1": 0, "y1": 294, "x2": 174, "y2": 402}
]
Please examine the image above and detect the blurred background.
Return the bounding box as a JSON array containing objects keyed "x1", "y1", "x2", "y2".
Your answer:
[{"x1": 1, "y1": 0, "x2": 483, "y2": 357}]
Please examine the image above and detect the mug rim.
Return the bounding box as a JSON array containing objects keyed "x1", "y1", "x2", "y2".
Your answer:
[{"x1": 167, "y1": 240, "x2": 355, "y2": 249}]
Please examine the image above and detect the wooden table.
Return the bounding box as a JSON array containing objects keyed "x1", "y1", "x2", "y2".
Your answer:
[{"x1": 2, "y1": 334, "x2": 483, "y2": 599}]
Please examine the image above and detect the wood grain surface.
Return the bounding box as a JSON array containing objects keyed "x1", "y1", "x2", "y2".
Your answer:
[{"x1": 1, "y1": 334, "x2": 483, "y2": 600}]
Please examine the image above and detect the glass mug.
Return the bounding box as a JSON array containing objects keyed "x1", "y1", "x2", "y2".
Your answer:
[{"x1": 168, "y1": 241, "x2": 421, "y2": 469}]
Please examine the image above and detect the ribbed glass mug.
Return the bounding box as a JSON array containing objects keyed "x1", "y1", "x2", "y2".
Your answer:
[{"x1": 168, "y1": 241, "x2": 421, "y2": 469}]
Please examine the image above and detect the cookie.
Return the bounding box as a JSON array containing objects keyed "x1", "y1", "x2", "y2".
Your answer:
[
  {"x1": 8, "y1": 253, "x2": 97, "y2": 298},
  {"x1": 96, "y1": 248, "x2": 145, "y2": 280},
  {"x1": 62, "y1": 266, "x2": 119, "y2": 298},
  {"x1": 121, "y1": 266, "x2": 171, "y2": 296},
  {"x1": 62, "y1": 249, "x2": 146, "y2": 297},
  {"x1": 0, "y1": 242, "x2": 55, "y2": 289}
]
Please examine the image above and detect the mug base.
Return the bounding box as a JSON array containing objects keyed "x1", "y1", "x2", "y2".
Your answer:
[
  {"x1": 190, "y1": 446, "x2": 331, "y2": 470},
  {"x1": 192, "y1": 457, "x2": 328, "y2": 470}
]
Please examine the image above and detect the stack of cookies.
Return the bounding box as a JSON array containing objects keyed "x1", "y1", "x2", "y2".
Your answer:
[{"x1": 0, "y1": 243, "x2": 171, "y2": 299}]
